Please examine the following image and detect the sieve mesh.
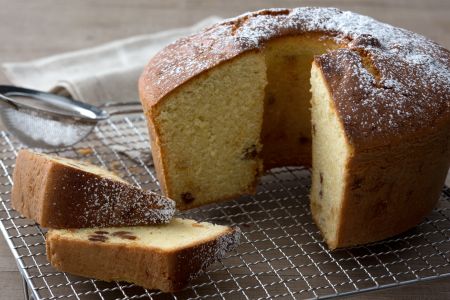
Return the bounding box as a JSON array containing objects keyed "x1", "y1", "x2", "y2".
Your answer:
[{"x1": 0, "y1": 108, "x2": 93, "y2": 148}]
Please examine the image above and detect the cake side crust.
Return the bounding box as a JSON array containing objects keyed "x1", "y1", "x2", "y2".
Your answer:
[
  {"x1": 12, "y1": 150, "x2": 175, "y2": 228},
  {"x1": 334, "y1": 128, "x2": 450, "y2": 248},
  {"x1": 46, "y1": 222, "x2": 240, "y2": 292}
]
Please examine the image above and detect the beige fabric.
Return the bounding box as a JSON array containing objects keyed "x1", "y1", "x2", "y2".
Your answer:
[{"x1": 1, "y1": 17, "x2": 222, "y2": 106}]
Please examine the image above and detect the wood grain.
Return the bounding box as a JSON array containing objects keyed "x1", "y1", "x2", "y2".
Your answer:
[{"x1": 0, "y1": 0, "x2": 449, "y2": 299}]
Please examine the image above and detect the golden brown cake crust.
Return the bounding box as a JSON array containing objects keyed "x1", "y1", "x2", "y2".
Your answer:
[
  {"x1": 137, "y1": 7, "x2": 450, "y2": 248},
  {"x1": 11, "y1": 149, "x2": 175, "y2": 228},
  {"x1": 312, "y1": 95, "x2": 450, "y2": 249},
  {"x1": 139, "y1": 7, "x2": 450, "y2": 149},
  {"x1": 46, "y1": 225, "x2": 240, "y2": 292}
]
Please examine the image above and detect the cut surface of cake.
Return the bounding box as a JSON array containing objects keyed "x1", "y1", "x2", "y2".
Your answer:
[
  {"x1": 46, "y1": 218, "x2": 240, "y2": 292},
  {"x1": 148, "y1": 52, "x2": 267, "y2": 207},
  {"x1": 12, "y1": 149, "x2": 175, "y2": 228},
  {"x1": 139, "y1": 8, "x2": 450, "y2": 248}
]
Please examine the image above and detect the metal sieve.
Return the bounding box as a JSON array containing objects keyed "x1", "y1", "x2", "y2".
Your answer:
[{"x1": 0, "y1": 85, "x2": 142, "y2": 148}]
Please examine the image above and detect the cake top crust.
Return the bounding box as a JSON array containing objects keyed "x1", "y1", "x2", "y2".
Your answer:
[
  {"x1": 14, "y1": 149, "x2": 176, "y2": 228},
  {"x1": 140, "y1": 7, "x2": 450, "y2": 148}
]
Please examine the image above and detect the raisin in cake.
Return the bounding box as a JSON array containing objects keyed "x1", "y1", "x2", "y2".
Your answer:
[
  {"x1": 138, "y1": 8, "x2": 450, "y2": 248},
  {"x1": 12, "y1": 149, "x2": 175, "y2": 228},
  {"x1": 46, "y1": 218, "x2": 240, "y2": 292}
]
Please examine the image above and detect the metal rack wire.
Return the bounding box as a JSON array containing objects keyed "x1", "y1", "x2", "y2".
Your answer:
[{"x1": 1, "y1": 114, "x2": 450, "y2": 299}]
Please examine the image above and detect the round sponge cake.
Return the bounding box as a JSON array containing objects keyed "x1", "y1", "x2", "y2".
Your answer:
[{"x1": 139, "y1": 7, "x2": 450, "y2": 249}]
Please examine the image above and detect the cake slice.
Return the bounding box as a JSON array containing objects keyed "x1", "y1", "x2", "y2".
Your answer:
[
  {"x1": 11, "y1": 149, "x2": 175, "y2": 228},
  {"x1": 46, "y1": 218, "x2": 240, "y2": 292}
]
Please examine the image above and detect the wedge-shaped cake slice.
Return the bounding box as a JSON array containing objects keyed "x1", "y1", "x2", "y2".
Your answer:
[
  {"x1": 46, "y1": 218, "x2": 240, "y2": 292},
  {"x1": 12, "y1": 149, "x2": 175, "y2": 228}
]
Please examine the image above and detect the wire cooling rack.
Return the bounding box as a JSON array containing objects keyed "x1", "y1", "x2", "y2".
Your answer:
[{"x1": 1, "y1": 114, "x2": 450, "y2": 300}]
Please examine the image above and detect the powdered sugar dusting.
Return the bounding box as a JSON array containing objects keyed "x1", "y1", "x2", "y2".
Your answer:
[
  {"x1": 52, "y1": 161, "x2": 176, "y2": 228},
  {"x1": 215, "y1": 226, "x2": 241, "y2": 259},
  {"x1": 141, "y1": 7, "x2": 450, "y2": 144},
  {"x1": 188, "y1": 226, "x2": 241, "y2": 281}
]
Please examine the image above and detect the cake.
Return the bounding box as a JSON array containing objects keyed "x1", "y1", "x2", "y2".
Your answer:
[
  {"x1": 138, "y1": 8, "x2": 450, "y2": 248},
  {"x1": 12, "y1": 149, "x2": 175, "y2": 228},
  {"x1": 46, "y1": 218, "x2": 240, "y2": 292}
]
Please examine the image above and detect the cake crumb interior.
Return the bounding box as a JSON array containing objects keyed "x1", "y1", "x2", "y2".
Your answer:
[
  {"x1": 261, "y1": 34, "x2": 338, "y2": 169},
  {"x1": 155, "y1": 53, "x2": 267, "y2": 208},
  {"x1": 155, "y1": 34, "x2": 350, "y2": 245},
  {"x1": 56, "y1": 218, "x2": 229, "y2": 251}
]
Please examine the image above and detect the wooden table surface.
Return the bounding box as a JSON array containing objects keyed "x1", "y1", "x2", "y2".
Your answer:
[{"x1": 1, "y1": 0, "x2": 449, "y2": 299}]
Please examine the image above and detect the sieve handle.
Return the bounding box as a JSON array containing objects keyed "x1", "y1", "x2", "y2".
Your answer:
[
  {"x1": 0, "y1": 93, "x2": 19, "y2": 110},
  {"x1": 100, "y1": 101, "x2": 143, "y2": 116}
]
